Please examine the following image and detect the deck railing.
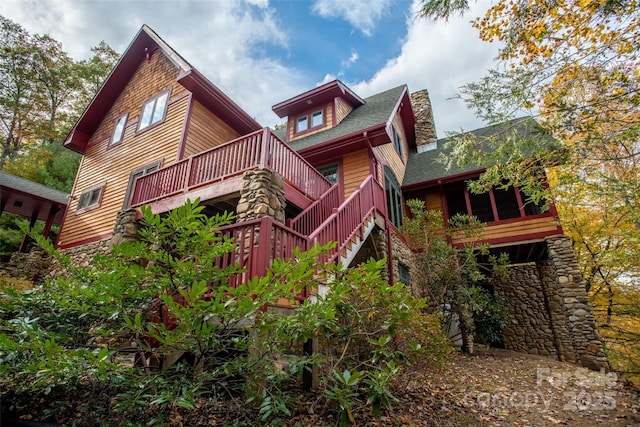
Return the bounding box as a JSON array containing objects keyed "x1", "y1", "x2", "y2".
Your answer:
[
  {"x1": 215, "y1": 216, "x2": 309, "y2": 289},
  {"x1": 130, "y1": 128, "x2": 332, "y2": 207},
  {"x1": 288, "y1": 184, "x2": 341, "y2": 236},
  {"x1": 308, "y1": 175, "x2": 386, "y2": 264}
]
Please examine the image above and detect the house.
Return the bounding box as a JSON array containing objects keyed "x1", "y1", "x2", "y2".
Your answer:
[{"x1": 57, "y1": 25, "x2": 607, "y2": 370}]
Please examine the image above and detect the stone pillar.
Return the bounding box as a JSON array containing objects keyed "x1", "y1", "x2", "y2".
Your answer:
[
  {"x1": 543, "y1": 236, "x2": 609, "y2": 371},
  {"x1": 410, "y1": 90, "x2": 438, "y2": 153},
  {"x1": 537, "y1": 260, "x2": 577, "y2": 363},
  {"x1": 111, "y1": 208, "x2": 140, "y2": 246},
  {"x1": 236, "y1": 168, "x2": 286, "y2": 223}
]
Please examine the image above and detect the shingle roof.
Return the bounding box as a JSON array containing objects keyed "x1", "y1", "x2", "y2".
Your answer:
[
  {"x1": 0, "y1": 171, "x2": 69, "y2": 205},
  {"x1": 286, "y1": 85, "x2": 407, "y2": 151},
  {"x1": 403, "y1": 117, "x2": 558, "y2": 186}
]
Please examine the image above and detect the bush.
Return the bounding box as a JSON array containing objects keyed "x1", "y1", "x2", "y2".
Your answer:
[{"x1": 0, "y1": 199, "x2": 449, "y2": 425}]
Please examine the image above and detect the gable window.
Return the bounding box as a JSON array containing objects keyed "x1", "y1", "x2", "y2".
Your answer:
[
  {"x1": 384, "y1": 167, "x2": 403, "y2": 228},
  {"x1": 317, "y1": 163, "x2": 339, "y2": 185},
  {"x1": 109, "y1": 113, "x2": 128, "y2": 147},
  {"x1": 138, "y1": 90, "x2": 169, "y2": 131},
  {"x1": 124, "y1": 161, "x2": 162, "y2": 208},
  {"x1": 295, "y1": 109, "x2": 325, "y2": 134},
  {"x1": 77, "y1": 184, "x2": 105, "y2": 212},
  {"x1": 391, "y1": 125, "x2": 404, "y2": 157}
]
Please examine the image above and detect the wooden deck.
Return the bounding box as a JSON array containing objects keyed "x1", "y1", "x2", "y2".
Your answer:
[{"x1": 130, "y1": 128, "x2": 332, "y2": 212}]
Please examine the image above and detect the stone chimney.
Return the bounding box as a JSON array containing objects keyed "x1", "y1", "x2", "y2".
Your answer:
[{"x1": 410, "y1": 90, "x2": 438, "y2": 153}]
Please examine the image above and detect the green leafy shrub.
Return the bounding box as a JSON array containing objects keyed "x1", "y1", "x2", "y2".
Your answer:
[{"x1": 0, "y1": 199, "x2": 450, "y2": 425}]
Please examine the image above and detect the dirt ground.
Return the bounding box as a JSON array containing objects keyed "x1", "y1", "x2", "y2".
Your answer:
[{"x1": 371, "y1": 349, "x2": 640, "y2": 427}]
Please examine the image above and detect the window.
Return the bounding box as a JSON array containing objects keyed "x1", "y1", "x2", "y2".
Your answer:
[
  {"x1": 520, "y1": 189, "x2": 544, "y2": 216},
  {"x1": 318, "y1": 163, "x2": 339, "y2": 184},
  {"x1": 294, "y1": 109, "x2": 325, "y2": 134},
  {"x1": 398, "y1": 263, "x2": 410, "y2": 286},
  {"x1": 444, "y1": 180, "x2": 546, "y2": 225},
  {"x1": 109, "y1": 113, "x2": 128, "y2": 146},
  {"x1": 312, "y1": 110, "x2": 323, "y2": 127},
  {"x1": 391, "y1": 125, "x2": 404, "y2": 157},
  {"x1": 445, "y1": 186, "x2": 468, "y2": 218},
  {"x1": 296, "y1": 116, "x2": 308, "y2": 133},
  {"x1": 468, "y1": 191, "x2": 494, "y2": 222},
  {"x1": 77, "y1": 185, "x2": 104, "y2": 212},
  {"x1": 138, "y1": 90, "x2": 169, "y2": 131},
  {"x1": 385, "y1": 167, "x2": 403, "y2": 228},
  {"x1": 494, "y1": 186, "x2": 521, "y2": 220},
  {"x1": 124, "y1": 162, "x2": 161, "y2": 207}
]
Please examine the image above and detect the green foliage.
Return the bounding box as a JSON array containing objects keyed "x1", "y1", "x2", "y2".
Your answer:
[
  {"x1": 402, "y1": 199, "x2": 509, "y2": 350},
  {"x1": 0, "y1": 199, "x2": 449, "y2": 425},
  {"x1": 3, "y1": 142, "x2": 80, "y2": 192}
]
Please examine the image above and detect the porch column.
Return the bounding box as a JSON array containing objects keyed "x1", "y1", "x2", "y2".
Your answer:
[
  {"x1": 18, "y1": 210, "x2": 39, "y2": 253},
  {"x1": 42, "y1": 204, "x2": 60, "y2": 239}
]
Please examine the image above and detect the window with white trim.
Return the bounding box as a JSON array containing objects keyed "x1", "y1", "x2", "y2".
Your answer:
[
  {"x1": 77, "y1": 185, "x2": 104, "y2": 212},
  {"x1": 296, "y1": 116, "x2": 308, "y2": 133},
  {"x1": 311, "y1": 110, "x2": 323, "y2": 127},
  {"x1": 138, "y1": 91, "x2": 169, "y2": 131},
  {"x1": 109, "y1": 113, "x2": 128, "y2": 146},
  {"x1": 295, "y1": 109, "x2": 325, "y2": 134}
]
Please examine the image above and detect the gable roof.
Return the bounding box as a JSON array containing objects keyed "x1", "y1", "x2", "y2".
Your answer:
[
  {"x1": 64, "y1": 25, "x2": 261, "y2": 154},
  {"x1": 272, "y1": 80, "x2": 365, "y2": 118},
  {"x1": 403, "y1": 117, "x2": 558, "y2": 188},
  {"x1": 285, "y1": 85, "x2": 414, "y2": 153}
]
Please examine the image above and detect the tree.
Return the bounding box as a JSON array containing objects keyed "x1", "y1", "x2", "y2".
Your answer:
[
  {"x1": 0, "y1": 16, "x2": 40, "y2": 167},
  {"x1": 401, "y1": 199, "x2": 509, "y2": 351},
  {"x1": 74, "y1": 40, "x2": 119, "y2": 119},
  {"x1": 419, "y1": 0, "x2": 640, "y2": 382}
]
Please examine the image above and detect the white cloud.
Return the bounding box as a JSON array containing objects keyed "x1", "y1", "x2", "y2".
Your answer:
[
  {"x1": 0, "y1": 0, "x2": 499, "y2": 134},
  {"x1": 342, "y1": 51, "x2": 359, "y2": 68},
  {"x1": 0, "y1": 0, "x2": 305, "y2": 127},
  {"x1": 312, "y1": 0, "x2": 391, "y2": 36},
  {"x1": 349, "y1": 0, "x2": 500, "y2": 136}
]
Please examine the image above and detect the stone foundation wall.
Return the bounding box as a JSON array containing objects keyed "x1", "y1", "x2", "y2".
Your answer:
[{"x1": 496, "y1": 263, "x2": 557, "y2": 357}]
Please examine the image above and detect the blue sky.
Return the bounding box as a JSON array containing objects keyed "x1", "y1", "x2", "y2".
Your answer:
[{"x1": 0, "y1": 0, "x2": 499, "y2": 136}]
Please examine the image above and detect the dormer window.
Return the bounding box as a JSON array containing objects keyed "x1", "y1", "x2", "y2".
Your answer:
[
  {"x1": 138, "y1": 90, "x2": 169, "y2": 131},
  {"x1": 296, "y1": 116, "x2": 308, "y2": 133},
  {"x1": 295, "y1": 109, "x2": 325, "y2": 134},
  {"x1": 312, "y1": 110, "x2": 323, "y2": 127}
]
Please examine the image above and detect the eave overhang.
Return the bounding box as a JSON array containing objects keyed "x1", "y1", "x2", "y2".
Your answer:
[
  {"x1": 177, "y1": 68, "x2": 261, "y2": 135},
  {"x1": 296, "y1": 123, "x2": 388, "y2": 164},
  {"x1": 63, "y1": 24, "x2": 261, "y2": 154},
  {"x1": 402, "y1": 168, "x2": 486, "y2": 192},
  {"x1": 272, "y1": 80, "x2": 365, "y2": 118}
]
